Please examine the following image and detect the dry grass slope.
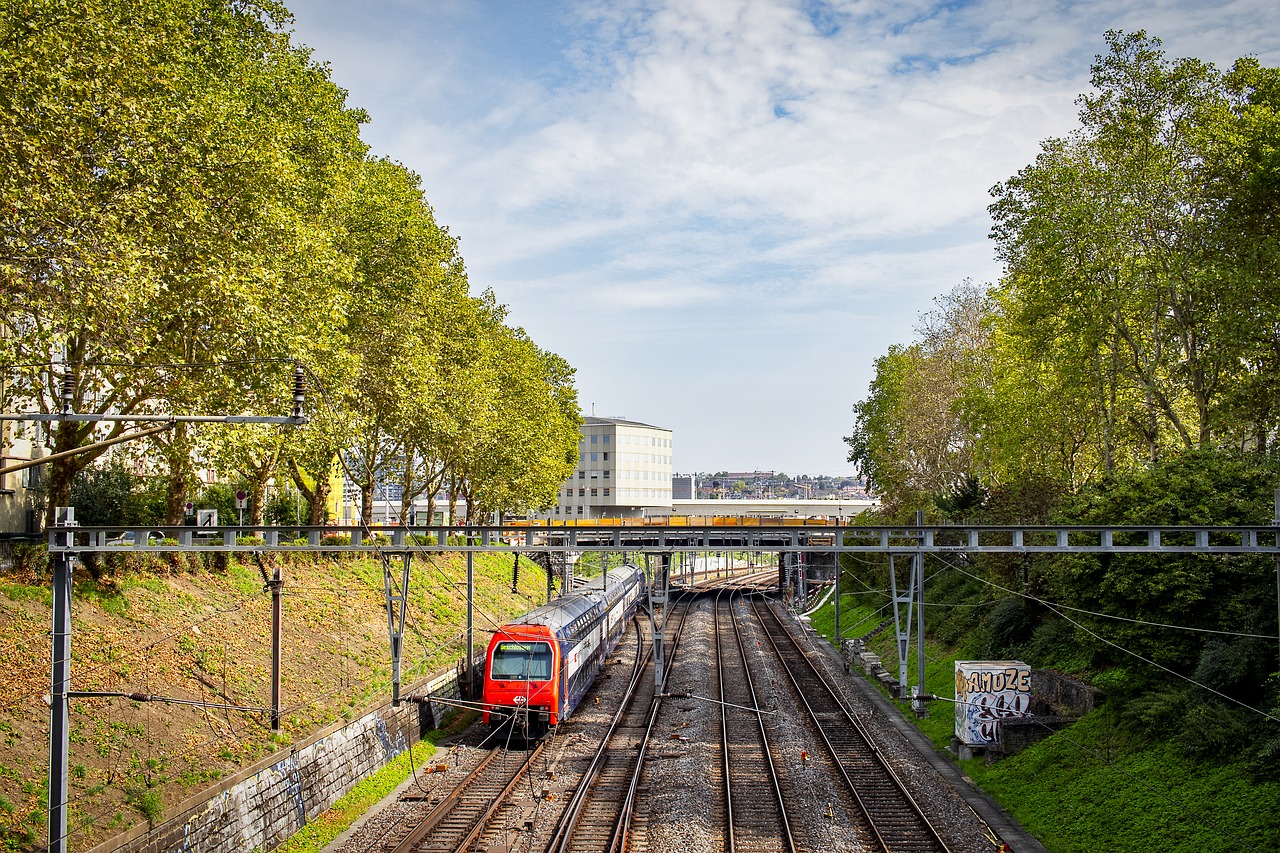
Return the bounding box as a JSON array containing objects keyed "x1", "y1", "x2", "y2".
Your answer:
[{"x1": 0, "y1": 548, "x2": 549, "y2": 852}]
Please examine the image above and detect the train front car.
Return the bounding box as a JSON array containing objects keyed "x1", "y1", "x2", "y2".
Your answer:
[
  {"x1": 482, "y1": 624, "x2": 562, "y2": 739},
  {"x1": 483, "y1": 565, "x2": 645, "y2": 740}
]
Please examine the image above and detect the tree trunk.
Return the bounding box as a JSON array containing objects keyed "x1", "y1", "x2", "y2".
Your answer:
[
  {"x1": 360, "y1": 482, "x2": 374, "y2": 526},
  {"x1": 45, "y1": 421, "x2": 92, "y2": 527},
  {"x1": 309, "y1": 477, "x2": 331, "y2": 526},
  {"x1": 289, "y1": 457, "x2": 331, "y2": 526},
  {"x1": 163, "y1": 422, "x2": 191, "y2": 526}
]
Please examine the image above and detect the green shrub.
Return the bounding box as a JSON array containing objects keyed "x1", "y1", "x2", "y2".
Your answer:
[
  {"x1": 1118, "y1": 686, "x2": 1189, "y2": 740},
  {"x1": 1177, "y1": 700, "x2": 1257, "y2": 763},
  {"x1": 1024, "y1": 617, "x2": 1092, "y2": 673},
  {"x1": 984, "y1": 597, "x2": 1037, "y2": 658}
]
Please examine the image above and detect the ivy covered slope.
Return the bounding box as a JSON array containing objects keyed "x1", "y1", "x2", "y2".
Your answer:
[
  {"x1": 809, "y1": 450, "x2": 1280, "y2": 852},
  {"x1": 0, "y1": 550, "x2": 548, "y2": 852}
]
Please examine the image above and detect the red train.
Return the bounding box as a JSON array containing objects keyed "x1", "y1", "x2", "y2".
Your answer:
[{"x1": 482, "y1": 564, "x2": 645, "y2": 738}]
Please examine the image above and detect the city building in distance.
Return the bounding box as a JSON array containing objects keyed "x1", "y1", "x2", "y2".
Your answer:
[{"x1": 544, "y1": 416, "x2": 673, "y2": 519}]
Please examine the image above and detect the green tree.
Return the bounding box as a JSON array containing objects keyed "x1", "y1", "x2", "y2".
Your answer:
[
  {"x1": 333, "y1": 157, "x2": 466, "y2": 525},
  {"x1": 845, "y1": 282, "x2": 988, "y2": 511},
  {"x1": 988, "y1": 31, "x2": 1271, "y2": 474},
  {"x1": 0, "y1": 0, "x2": 365, "y2": 524}
]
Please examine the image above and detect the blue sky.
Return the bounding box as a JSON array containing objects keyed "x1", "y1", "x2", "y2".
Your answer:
[{"x1": 284, "y1": 0, "x2": 1279, "y2": 478}]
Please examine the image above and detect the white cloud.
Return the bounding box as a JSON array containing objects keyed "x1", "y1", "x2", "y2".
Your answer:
[{"x1": 285, "y1": 0, "x2": 1280, "y2": 473}]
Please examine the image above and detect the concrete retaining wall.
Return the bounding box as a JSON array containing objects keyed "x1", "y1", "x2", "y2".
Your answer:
[
  {"x1": 86, "y1": 659, "x2": 477, "y2": 853},
  {"x1": 1031, "y1": 669, "x2": 1099, "y2": 716}
]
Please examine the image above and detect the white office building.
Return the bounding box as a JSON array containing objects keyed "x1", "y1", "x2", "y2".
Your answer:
[{"x1": 548, "y1": 416, "x2": 673, "y2": 519}]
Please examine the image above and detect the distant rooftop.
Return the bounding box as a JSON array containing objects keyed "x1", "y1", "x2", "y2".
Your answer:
[{"x1": 582, "y1": 416, "x2": 669, "y2": 430}]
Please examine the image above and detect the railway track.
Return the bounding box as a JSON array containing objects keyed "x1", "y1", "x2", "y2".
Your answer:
[
  {"x1": 751, "y1": 597, "x2": 952, "y2": 853},
  {"x1": 714, "y1": 589, "x2": 795, "y2": 853},
  {"x1": 382, "y1": 740, "x2": 547, "y2": 853},
  {"x1": 376, "y1": 613, "x2": 650, "y2": 853},
  {"x1": 545, "y1": 601, "x2": 693, "y2": 853}
]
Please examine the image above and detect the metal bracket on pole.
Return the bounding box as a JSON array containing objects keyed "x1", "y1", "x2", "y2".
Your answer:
[
  {"x1": 647, "y1": 553, "x2": 670, "y2": 690},
  {"x1": 382, "y1": 552, "x2": 411, "y2": 706},
  {"x1": 834, "y1": 531, "x2": 843, "y2": 643},
  {"x1": 267, "y1": 563, "x2": 284, "y2": 731},
  {"x1": 466, "y1": 542, "x2": 475, "y2": 699},
  {"x1": 889, "y1": 552, "x2": 917, "y2": 698}
]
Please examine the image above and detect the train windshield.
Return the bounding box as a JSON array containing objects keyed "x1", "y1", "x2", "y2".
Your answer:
[{"x1": 491, "y1": 641, "x2": 553, "y2": 681}]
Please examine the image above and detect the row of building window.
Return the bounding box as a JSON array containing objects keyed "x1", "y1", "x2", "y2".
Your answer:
[
  {"x1": 560, "y1": 487, "x2": 671, "y2": 503},
  {"x1": 582, "y1": 434, "x2": 672, "y2": 447},
  {"x1": 578, "y1": 452, "x2": 671, "y2": 465},
  {"x1": 574, "y1": 469, "x2": 672, "y2": 484}
]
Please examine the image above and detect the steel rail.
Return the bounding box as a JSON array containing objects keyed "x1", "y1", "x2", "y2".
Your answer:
[
  {"x1": 546, "y1": 602, "x2": 694, "y2": 853},
  {"x1": 715, "y1": 588, "x2": 795, "y2": 853},
  {"x1": 383, "y1": 745, "x2": 503, "y2": 853},
  {"x1": 542, "y1": 615, "x2": 653, "y2": 853},
  {"x1": 384, "y1": 735, "x2": 545, "y2": 852},
  {"x1": 752, "y1": 598, "x2": 951, "y2": 853},
  {"x1": 609, "y1": 600, "x2": 695, "y2": 853}
]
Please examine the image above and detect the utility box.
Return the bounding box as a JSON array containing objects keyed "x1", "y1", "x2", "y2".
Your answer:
[{"x1": 955, "y1": 661, "x2": 1031, "y2": 747}]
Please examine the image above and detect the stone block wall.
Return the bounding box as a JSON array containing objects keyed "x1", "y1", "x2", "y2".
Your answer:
[
  {"x1": 86, "y1": 661, "x2": 472, "y2": 853},
  {"x1": 997, "y1": 716, "x2": 1074, "y2": 756}
]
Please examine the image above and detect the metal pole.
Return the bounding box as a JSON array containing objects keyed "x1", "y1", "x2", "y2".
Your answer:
[
  {"x1": 916, "y1": 551, "x2": 926, "y2": 692},
  {"x1": 270, "y1": 566, "x2": 282, "y2": 731},
  {"x1": 466, "y1": 545, "x2": 475, "y2": 698},
  {"x1": 834, "y1": 534, "x2": 842, "y2": 644},
  {"x1": 48, "y1": 519, "x2": 74, "y2": 853}
]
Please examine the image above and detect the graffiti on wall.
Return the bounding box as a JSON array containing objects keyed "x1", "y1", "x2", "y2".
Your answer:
[{"x1": 955, "y1": 661, "x2": 1031, "y2": 747}]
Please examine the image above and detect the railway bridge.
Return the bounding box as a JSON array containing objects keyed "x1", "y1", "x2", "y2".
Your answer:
[{"x1": 42, "y1": 517, "x2": 1280, "y2": 853}]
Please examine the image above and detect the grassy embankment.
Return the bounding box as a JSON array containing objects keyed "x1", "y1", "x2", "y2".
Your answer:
[
  {"x1": 0, "y1": 547, "x2": 548, "y2": 853},
  {"x1": 804, "y1": 584, "x2": 1280, "y2": 852}
]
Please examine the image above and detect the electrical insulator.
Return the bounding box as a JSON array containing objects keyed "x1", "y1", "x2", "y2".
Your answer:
[
  {"x1": 61, "y1": 368, "x2": 76, "y2": 415},
  {"x1": 291, "y1": 366, "x2": 306, "y2": 419}
]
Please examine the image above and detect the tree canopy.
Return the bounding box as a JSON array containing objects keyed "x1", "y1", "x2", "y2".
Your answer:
[
  {"x1": 848, "y1": 31, "x2": 1280, "y2": 512},
  {"x1": 1, "y1": 0, "x2": 579, "y2": 526}
]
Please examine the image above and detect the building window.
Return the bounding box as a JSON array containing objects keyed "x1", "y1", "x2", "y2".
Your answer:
[
  {"x1": 603, "y1": 435, "x2": 610, "y2": 444},
  {"x1": 590, "y1": 471, "x2": 598, "y2": 479},
  {"x1": 603, "y1": 488, "x2": 611, "y2": 497},
  {"x1": 577, "y1": 506, "x2": 584, "y2": 515},
  {"x1": 590, "y1": 452, "x2": 598, "y2": 462},
  {"x1": 579, "y1": 471, "x2": 585, "y2": 479},
  {"x1": 603, "y1": 470, "x2": 610, "y2": 479},
  {"x1": 590, "y1": 488, "x2": 598, "y2": 496},
  {"x1": 579, "y1": 488, "x2": 586, "y2": 496},
  {"x1": 602, "y1": 452, "x2": 609, "y2": 461},
  {"x1": 590, "y1": 435, "x2": 597, "y2": 444}
]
